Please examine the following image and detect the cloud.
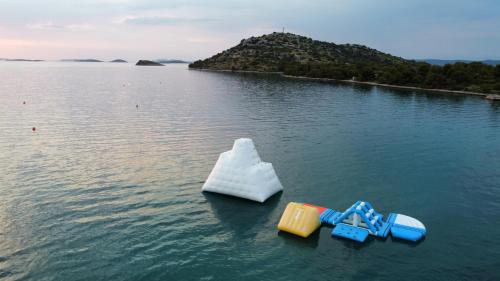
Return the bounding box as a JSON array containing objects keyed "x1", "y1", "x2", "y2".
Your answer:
[
  {"x1": 122, "y1": 15, "x2": 214, "y2": 26},
  {"x1": 26, "y1": 22, "x2": 64, "y2": 30},
  {"x1": 186, "y1": 37, "x2": 225, "y2": 43},
  {"x1": 26, "y1": 21, "x2": 94, "y2": 30},
  {"x1": 2, "y1": 0, "x2": 500, "y2": 60},
  {"x1": 0, "y1": 37, "x2": 114, "y2": 49},
  {"x1": 65, "y1": 23, "x2": 94, "y2": 30}
]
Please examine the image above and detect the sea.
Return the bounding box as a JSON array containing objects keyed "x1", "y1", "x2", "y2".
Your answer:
[{"x1": 0, "y1": 62, "x2": 499, "y2": 280}]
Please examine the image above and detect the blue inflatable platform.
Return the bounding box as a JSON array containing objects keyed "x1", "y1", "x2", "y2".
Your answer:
[
  {"x1": 332, "y1": 223, "x2": 370, "y2": 242},
  {"x1": 305, "y1": 201, "x2": 426, "y2": 243}
]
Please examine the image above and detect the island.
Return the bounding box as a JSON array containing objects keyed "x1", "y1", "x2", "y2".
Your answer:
[
  {"x1": 155, "y1": 59, "x2": 190, "y2": 64},
  {"x1": 422, "y1": 59, "x2": 500, "y2": 66},
  {"x1": 61, "y1": 59, "x2": 103, "y2": 62},
  {"x1": 136, "y1": 60, "x2": 164, "y2": 66},
  {"x1": 110, "y1": 59, "x2": 127, "y2": 63},
  {"x1": 189, "y1": 32, "x2": 500, "y2": 96},
  {"x1": 0, "y1": 58, "x2": 44, "y2": 62}
]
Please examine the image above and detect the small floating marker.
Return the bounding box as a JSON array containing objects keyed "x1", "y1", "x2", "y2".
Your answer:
[
  {"x1": 32, "y1": 127, "x2": 36, "y2": 132},
  {"x1": 136, "y1": 104, "x2": 139, "y2": 109},
  {"x1": 23, "y1": 101, "x2": 26, "y2": 105}
]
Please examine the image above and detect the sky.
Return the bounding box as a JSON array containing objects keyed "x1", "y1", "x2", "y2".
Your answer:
[{"x1": 0, "y1": 0, "x2": 499, "y2": 61}]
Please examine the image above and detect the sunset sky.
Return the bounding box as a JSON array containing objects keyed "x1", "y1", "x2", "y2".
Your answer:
[{"x1": 0, "y1": 0, "x2": 499, "y2": 61}]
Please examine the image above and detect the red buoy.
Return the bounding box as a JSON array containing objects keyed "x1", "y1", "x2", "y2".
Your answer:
[{"x1": 32, "y1": 127, "x2": 36, "y2": 132}]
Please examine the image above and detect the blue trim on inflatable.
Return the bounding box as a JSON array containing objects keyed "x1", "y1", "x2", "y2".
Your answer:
[
  {"x1": 391, "y1": 224, "x2": 426, "y2": 242},
  {"x1": 331, "y1": 223, "x2": 369, "y2": 242},
  {"x1": 380, "y1": 213, "x2": 397, "y2": 238},
  {"x1": 320, "y1": 209, "x2": 341, "y2": 225},
  {"x1": 387, "y1": 213, "x2": 397, "y2": 225}
]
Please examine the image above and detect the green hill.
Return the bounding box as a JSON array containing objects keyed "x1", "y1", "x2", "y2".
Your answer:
[
  {"x1": 190, "y1": 32, "x2": 500, "y2": 94},
  {"x1": 190, "y1": 32, "x2": 408, "y2": 71}
]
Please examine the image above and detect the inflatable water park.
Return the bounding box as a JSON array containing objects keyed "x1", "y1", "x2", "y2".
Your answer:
[
  {"x1": 202, "y1": 138, "x2": 426, "y2": 244},
  {"x1": 278, "y1": 202, "x2": 426, "y2": 242}
]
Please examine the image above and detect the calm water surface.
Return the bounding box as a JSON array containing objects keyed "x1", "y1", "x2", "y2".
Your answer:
[{"x1": 0, "y1": 62, "x2": 499, "y2": 281}]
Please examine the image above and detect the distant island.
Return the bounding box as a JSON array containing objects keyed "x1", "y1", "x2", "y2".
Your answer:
[
  {"x1": 155, "y1": 59, "x2": 190, "y2": 64},
  {"x1": 110, "y1": 59, "x2": 127, "y2": 63},
  {"x1": 61, "y1": 59, "x2": 103, "y2": 62},
  {"x1": 0, "y1": 58, "x2": 44, "y2": 62},
  {"x1": 136, "y1": 60, "x2": 164, "y2": 66},
  {"x1": 421, "y1": 59, "x2": 500, "y2": 66},
  {"x1": 190, "y1": 32, "x2": 500, "y2": 95}
]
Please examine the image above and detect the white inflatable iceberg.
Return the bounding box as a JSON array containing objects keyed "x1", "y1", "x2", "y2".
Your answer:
[{"x1": 202, "y1": 138, "x2": 283, "y2": 203}]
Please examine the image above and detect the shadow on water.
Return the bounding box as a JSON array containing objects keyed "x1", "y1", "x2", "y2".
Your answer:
[
  {"x1": 202, "y1": 70, "x2": 490, "y2": 108},
  {"x1": 202, "y1": 69, "x2": 282, "y2": 82},
  {"x1": 326, "y1": 230, "x2": 378, "y2": 250},
  {"x1": 488, "y1": 100, "x2": 500, "y2": 111},
  {"x1": 350, "y1": 83, "x2": 374, "y2": 93},
  {"x1": 204, "y1": 70, "x2": 378, "y2": 93},
  {"x1": 277, "y1": 229, "x2": 320, "y2": 249},
  {"x1": 276, "y1": 225, "x2": 407, "y2": 250},
  {"x1": 203, "y1": 191, "x2": 282, "y2": 236},
  {"x1": 389, "y1": 235, "x2": 426, "y2": 247},
  {"x1": 387, "y1": 88, "x2": 470, "y2": 103},
  {"x1": 421, "y1": 92, "x2": 468, "y2": 103},
  {"x1": 331, "y1": 229, "x2": 425, "y2": 249}
]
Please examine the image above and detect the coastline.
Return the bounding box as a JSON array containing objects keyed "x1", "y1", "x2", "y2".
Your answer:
[{"x1": 189, "y1": 68, "x2": 491, "y2": 99}]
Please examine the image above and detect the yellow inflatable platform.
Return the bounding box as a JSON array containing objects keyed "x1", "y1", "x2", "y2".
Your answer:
[{"x1": 277, "y1": 202, "x2": 321, "y2": 238}]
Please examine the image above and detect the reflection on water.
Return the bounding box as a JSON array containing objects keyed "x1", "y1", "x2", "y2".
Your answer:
[
  {"x1": 277, "y1": 229, "x2": 320, "y2": 249},
  {"x1": 0, "y1": 62, "x2": 499, "y2": 281},
  {"x1": 205, "y1": 191, "x2": 282, "y2": 236}
]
